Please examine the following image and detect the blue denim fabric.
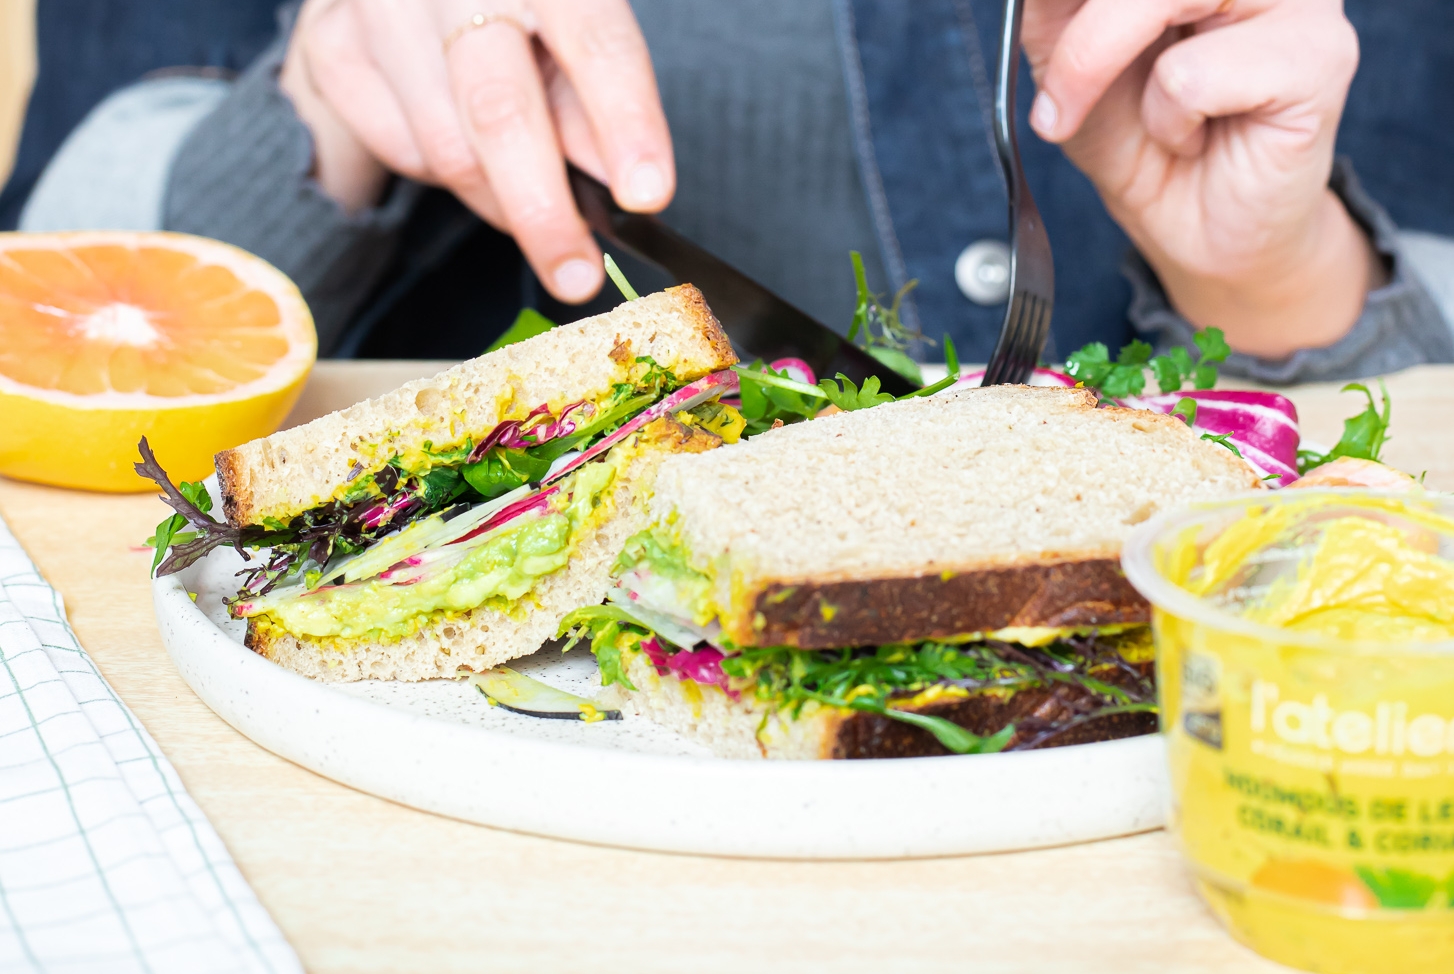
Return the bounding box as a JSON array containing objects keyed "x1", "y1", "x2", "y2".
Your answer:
[
  {"x1": 0, "y1": 0, "x2": 279, "y2": 230},
  {"x1": 840, "y1": 0, "x2": 1454, "y2": 362}
]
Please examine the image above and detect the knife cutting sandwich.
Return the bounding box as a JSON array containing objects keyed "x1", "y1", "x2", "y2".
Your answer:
[
  {"x1": 141, "y1": 285, "x2": 741, "y2": 682},
  {"x1": 561, "y1": 384, "x2": 1263, "y2": 758}
]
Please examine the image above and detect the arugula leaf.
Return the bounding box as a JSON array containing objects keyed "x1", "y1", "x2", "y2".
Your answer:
[
  {"x1": 145, "y1": 513, "x2": 189, "y2": 574},
  {"x1": 733, "y1": 363, "x2": 827, "y2": 435},
  {"x1": 1200, "y1": 432, "x2": 1243, "y2": 458},
  {"x1": 485, "y1": 308, "x2": 556, "y2": 353},
  {"x1": 1066, "y1": 327, "x2": 1230, "y2": 397},
  {"x1": 1296, "y1": 380, "x2": 1392, "y2": 475},
  {"x1": 819, "y1": 374, "x2": 894, "y2": 412},
  {"x1": 879, "y1": 708, "x2": 1014, "y2": 755},
  {"x1": 1170, "y1": 397, "x2": 1198, "y2": 427}
]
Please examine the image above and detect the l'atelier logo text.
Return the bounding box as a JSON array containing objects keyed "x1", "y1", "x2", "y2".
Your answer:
[{"x1": 1251, "y1": 681, "x2": 1454, "y2": 758}]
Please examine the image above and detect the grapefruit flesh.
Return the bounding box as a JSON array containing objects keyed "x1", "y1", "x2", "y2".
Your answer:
[{"x1": 0, "y1": 231, "x2": 316, "y2": 492}]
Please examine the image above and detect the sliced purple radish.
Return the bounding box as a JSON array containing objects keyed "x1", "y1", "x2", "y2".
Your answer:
[
  {"x1": 542, "y1": 370, "x2": 740, "y2": 486},
  {"x1": 953, "y1": 367, "x2": 1079, "y2": 390},
  {"x1": 1123, "y1": 390, "x2": 1301, "y2": 485},
  {"x1": 768, "y1": 358, "x2": 817, "y2": 385}
]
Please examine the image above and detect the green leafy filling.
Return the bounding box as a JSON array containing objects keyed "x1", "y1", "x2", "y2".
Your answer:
[
  {"x1": 1296, "y1": 380, "x2": 1392, "y2": 475},
  {"x1": 559, "y1": 603, "x2": 1155, "y2": 756}
]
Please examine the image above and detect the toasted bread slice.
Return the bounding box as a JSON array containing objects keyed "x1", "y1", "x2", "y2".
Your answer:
[
  {"x1": 247, "y1": 416, "x2": 723, "y2": 682},
  {"x1": 217, "y1": 285, "x2": 734, "y2": 527},
  {"x1": 642, "y1": 384, "x2": 1263, "y2": 648}
]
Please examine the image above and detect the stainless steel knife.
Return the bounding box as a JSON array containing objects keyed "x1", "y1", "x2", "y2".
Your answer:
[{"x1": 568, "y1": 166, "x2": 918, "y2": 396}]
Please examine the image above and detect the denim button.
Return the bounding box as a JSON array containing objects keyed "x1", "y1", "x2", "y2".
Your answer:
[{"x1": 954, "y1": 240, "x2": 1011, "y2": 305}]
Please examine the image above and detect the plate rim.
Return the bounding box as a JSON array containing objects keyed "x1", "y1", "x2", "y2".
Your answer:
[{"x1": 152, "y1": 553, "x2": 1169, "y2": 859}]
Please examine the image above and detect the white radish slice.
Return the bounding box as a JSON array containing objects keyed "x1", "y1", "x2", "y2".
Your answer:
[
  {"x1": 319, "y1": 484, "x2": 532, "y2": 588},
  {"x1": 543, "y1": 371, "x2": 739, "y2": 487},
  {"x1": 606, "y1": 586, "x2": 717, "y2": 650},
  {"x1": 466, "y1": 667, "x2": 621, "y2": 721}
]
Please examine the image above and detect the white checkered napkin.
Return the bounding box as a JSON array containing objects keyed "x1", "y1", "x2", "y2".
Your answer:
[{"x1": 0, "y1": 517, "x2": 300, "y2": 974}]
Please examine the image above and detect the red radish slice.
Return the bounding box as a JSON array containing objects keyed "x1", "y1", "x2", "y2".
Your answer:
[
  {"x1": 449, "y1": 486, "x2": 558, "y2": 545},
  {"x1": 954, "y1": 367, "x2": 1078, "y2": 390},
  {"x1": 1123, "y1": 390, "x2": 1301, "y2": 485},
  {"x1": 768, "y1": 358, "x2": 817, "y2": 385},
  {"x1": 543, "y1": 371, "x2": 740, "y2": 486}
]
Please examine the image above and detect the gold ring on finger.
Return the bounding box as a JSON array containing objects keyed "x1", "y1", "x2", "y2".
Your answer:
[{"x1": 443, "y1": 12, "x2": 531, "y2": 55}]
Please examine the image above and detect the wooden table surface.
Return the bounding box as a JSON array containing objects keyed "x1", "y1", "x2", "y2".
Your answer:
[{"x1": 3, "y1": 362, "x2": 1451, "y2": 974}]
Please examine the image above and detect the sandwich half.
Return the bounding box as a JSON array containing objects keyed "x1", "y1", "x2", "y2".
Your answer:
[
  {"x1": 144, "y1": 285, "x2": 740, "y2": 681},
  {"x1": 563, "y1": 384, "x2": 1263, "y2": 758}
]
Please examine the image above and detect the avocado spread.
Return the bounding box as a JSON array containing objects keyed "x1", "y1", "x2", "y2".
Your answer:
[{"x1": 253, "y1": 459, "x2": 619, "y2": 640}]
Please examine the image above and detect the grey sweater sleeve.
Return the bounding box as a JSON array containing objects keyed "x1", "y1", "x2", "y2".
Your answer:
[
  {"x1": 1125, "y1": 158, "x2": 1454, "y2": 383},
  {"x1": 163, "y1": 14, "x2": 421, "y2": 353}
]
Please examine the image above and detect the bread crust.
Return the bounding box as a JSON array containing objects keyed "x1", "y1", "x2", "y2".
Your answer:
[
  {"x1": 216, "y1": 284, "x2": 735, "y2": 528},
  {"x1": 614, "y1": 651, "x2": 1156, "y2": 760},
  {"x1": 825, "y1": 662, "x2": 1157, "y2": 759},
  {"x1": 736, "y1": 556, "x2": 1147, "y2": 649}
]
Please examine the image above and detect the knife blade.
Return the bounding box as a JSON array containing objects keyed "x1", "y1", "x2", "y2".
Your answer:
[{"x1": 568, "y1": 166, "x2": 918, "y2": 396}]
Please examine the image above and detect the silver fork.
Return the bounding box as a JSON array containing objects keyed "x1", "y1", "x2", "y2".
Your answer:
[{"x1": 982, "y1": 0, "x2": 1055, "y2": 386}]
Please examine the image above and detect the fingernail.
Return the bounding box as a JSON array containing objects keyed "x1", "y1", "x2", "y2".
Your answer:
[
  {"x1": 625, "y1": 163, "x2": 667, "y2": 207},
  {"x1": 553, "y1": 258, "x2": 598, "y2": 301},
  {"x1": 1031, "y1": 92, "x2": 1059, "y2": 138}
]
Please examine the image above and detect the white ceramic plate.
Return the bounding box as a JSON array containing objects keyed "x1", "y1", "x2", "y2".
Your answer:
[{"x1": 153, "y1": 543, "x2": 1167, "y2": 859}]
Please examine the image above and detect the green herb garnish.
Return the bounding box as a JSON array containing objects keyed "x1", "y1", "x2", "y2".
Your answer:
[
  {"x1": 1066, "y1": 328, "x2": 1229, "y2": 398},
  {"x1": 848, "y1": 251, "x2": 924, "y2": 384},
  {"x1": 1296, "y1": 380, "x2": 1392, "y2": 475}
]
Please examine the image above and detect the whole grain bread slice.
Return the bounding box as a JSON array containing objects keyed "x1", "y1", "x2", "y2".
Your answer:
[
  {"x1": 645, "y1": 384, "x2": 1263, "y2": 648},
  {"x1": 217, "y1": 285, "x2": 735, "y2": 527}
]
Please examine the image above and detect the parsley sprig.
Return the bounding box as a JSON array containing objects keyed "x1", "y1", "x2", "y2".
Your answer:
[
  {"x1": 1297, "y1": 380, "x2": 1392, "y2": 475},
  {"x1": 1066, "y1": 328, "x2": 1230, "y2": 398}
]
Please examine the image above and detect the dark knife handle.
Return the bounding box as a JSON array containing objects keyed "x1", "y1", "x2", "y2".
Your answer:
[{"x1": 568, "y1": 166, "x2": 918, "y2": 397}]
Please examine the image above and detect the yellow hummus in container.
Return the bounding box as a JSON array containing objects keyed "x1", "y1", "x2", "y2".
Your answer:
[{"x1": 1122, "y1": 490, "x2": 1454, "y2": 974}]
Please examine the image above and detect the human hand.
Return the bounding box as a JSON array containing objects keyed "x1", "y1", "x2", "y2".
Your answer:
[
  {"x1": 280, "y1": 0, "x2": 674, "y2": 303},
  {"x1": 1023, "y1": 0, "x2": 1380, "y2": 357}
]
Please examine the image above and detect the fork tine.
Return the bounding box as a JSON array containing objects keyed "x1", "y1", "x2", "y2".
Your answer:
[{"x1": 982, "y1": 0, "x2": 1054, "y2": 388}]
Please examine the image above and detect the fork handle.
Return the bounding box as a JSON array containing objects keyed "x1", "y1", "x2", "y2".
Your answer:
[{"x1": 994, "y1": 0, "x2": 1026, "y2": 194}]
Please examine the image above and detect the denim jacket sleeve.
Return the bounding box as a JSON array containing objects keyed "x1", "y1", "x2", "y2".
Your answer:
[{"x1": 1126, "y1": 158, "x2": 1454, "y2": 383}]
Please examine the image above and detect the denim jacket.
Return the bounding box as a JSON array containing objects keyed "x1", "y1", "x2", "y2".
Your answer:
[
  {"x1": 7, "y1": 0, "x2": 1453, "y2": 374},
  {"x1": 839, "y1": 0, "x2": 1454, "y2": 365}
]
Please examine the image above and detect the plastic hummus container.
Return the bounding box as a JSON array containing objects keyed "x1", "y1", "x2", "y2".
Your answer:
[{"x1": 1122, "y1": 490, "x2": 1454, "y2": 973}]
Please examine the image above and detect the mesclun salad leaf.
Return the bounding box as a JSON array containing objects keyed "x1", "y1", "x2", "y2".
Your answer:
[
  {"x1": 559, "y1": 604, "x2": 1156, "y2": 755},
  {"x1": 848, "y1": 251, "x2": 924, "y2": 385},
  {"x1": 731, "y1": 335, "x2": 959, "y2": 436},
  {"x1": 1297, "y1": 380, "x2": 1392, "y2": 475},
  {"x1": 140, "y1": 355, "x2": 688, "y2": 588},
  {"x1": 1066, "y1": 328, "x2": 1230, "y2": 398}
]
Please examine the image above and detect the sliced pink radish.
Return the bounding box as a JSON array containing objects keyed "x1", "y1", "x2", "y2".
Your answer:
[
  {"x1": 542, "y1": 371, "x2": 740, "y2": 486},
  {"x1": 1123, "y1": 390, "x2": 1300, "y2": 486},
  {"x1": 768, "y1": 358, "x2": 817, "y2": 385},
  {"x1": 954, "y1": 367, "x2": 1079, "y2": 390}
]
